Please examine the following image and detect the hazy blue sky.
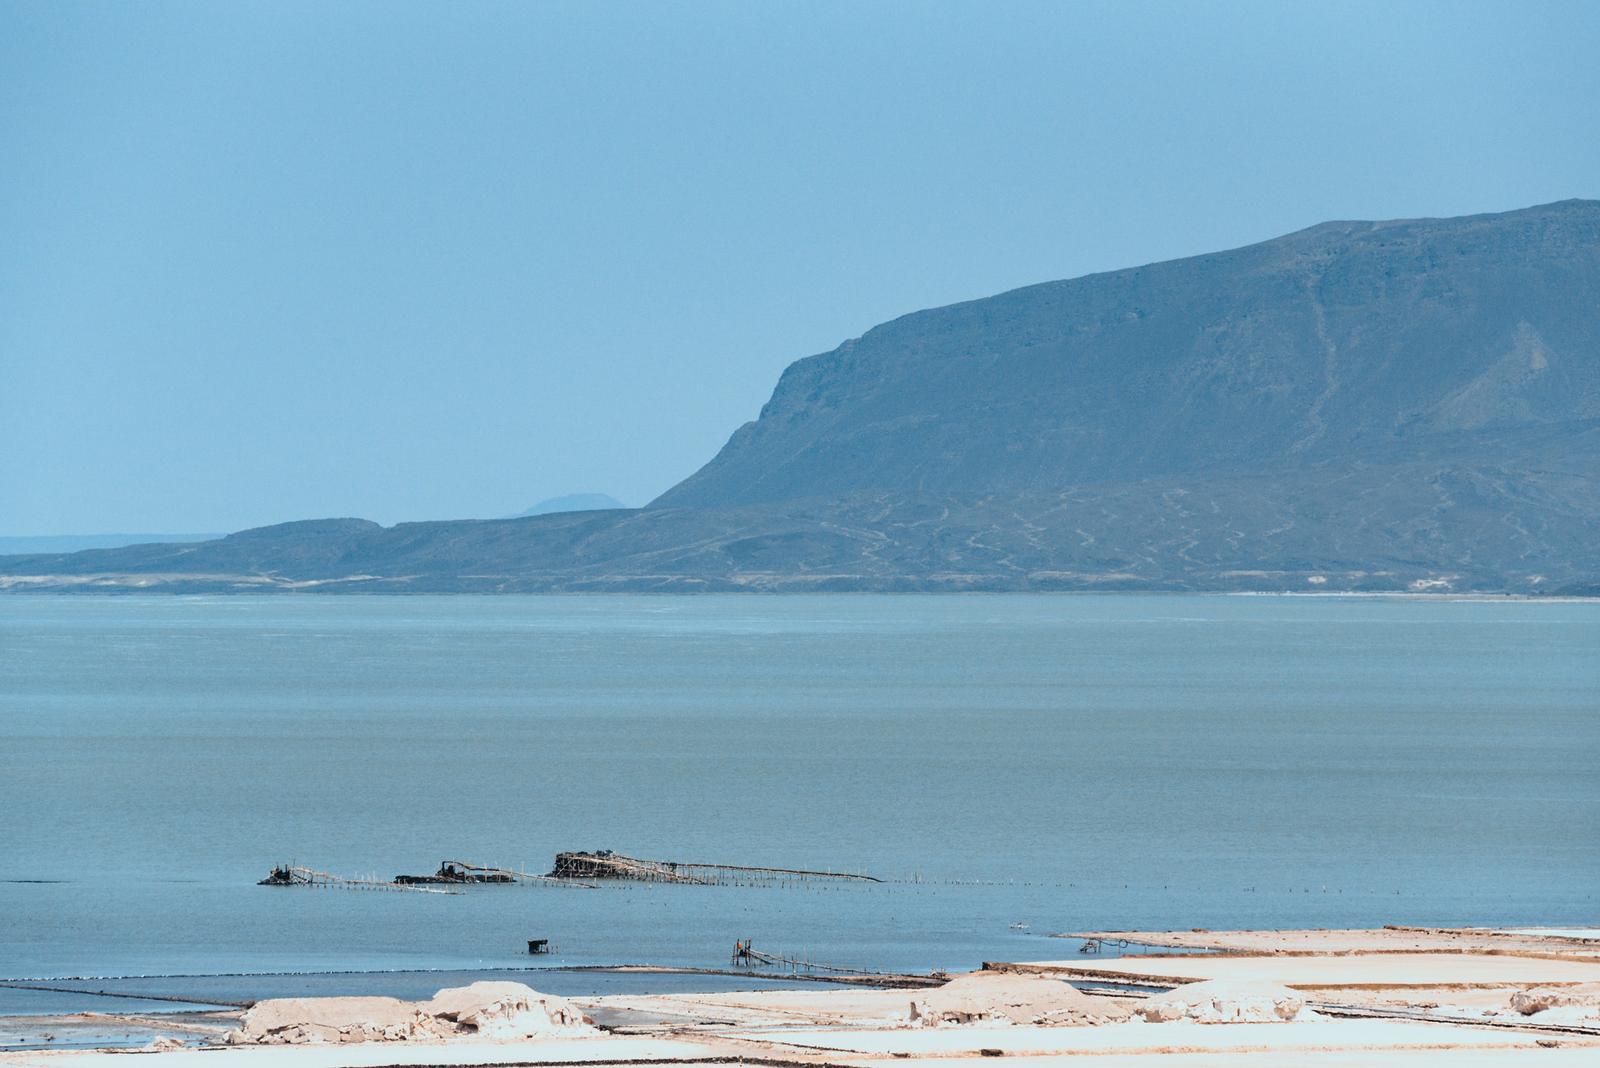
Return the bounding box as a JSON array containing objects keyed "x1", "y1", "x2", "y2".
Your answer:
[{"x1": 4, "y1": 0, "x2": 1598, "y2": 534}]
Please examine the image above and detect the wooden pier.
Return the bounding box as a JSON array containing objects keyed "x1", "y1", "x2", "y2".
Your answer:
[
  {"x1": 259, "y1": 851, "x2": 875, "y2": 891},
  {"x1": 548, "y1": 850, "x2": 881, "y2": 885},
  {"x1": 256, "y1": 865, "x2": 459, "y2": 894},
  {"x1": 394, "y1": 860, "x2": 596, "y2": 888}
]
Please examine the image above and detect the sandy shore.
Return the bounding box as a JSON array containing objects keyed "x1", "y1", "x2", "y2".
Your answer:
[{"x1": 4, "y1": 928, "x2": 1598, "y2": 1067}]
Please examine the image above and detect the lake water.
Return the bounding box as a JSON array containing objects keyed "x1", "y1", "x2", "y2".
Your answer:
[{"x1": 1, "y1": 594, "x2": 1595, "y2": 1011}]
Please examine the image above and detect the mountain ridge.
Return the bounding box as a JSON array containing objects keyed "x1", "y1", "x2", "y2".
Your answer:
[{"x1": 654, "y1": 198, "x2": 1600, "y2": 508}]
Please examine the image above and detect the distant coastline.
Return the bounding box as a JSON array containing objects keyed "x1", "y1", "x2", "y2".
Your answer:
[
  {"x1": 4, "y1": 202, "x2": 1597, "y2": 597},
  {"x1": 0, "y1": 533, "x2": 222, "y2": 555}
]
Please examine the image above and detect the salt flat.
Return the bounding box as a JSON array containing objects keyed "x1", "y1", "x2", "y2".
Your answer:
[
  {"x1": 1064, "y1": 927, "x2": 1600, "y2": 956},
  {"x1": 1014, "y1": 953, "x2": 1600, "y2": 987},
  {"x1": 0, "y1": 1035, "x2": 717, "y2": 1068},
  {"x1": 8, "y1": 930, "x2": 1600, "y2": 1067},
  {"x1": 726, "y1": 1017, "x2": 1566, "y2": 1056},
  {"x1": 849, "y1": 1049, "x2": 1600, "y2": 1068}
]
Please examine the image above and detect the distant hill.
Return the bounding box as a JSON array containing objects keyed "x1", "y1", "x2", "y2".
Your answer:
[
  {"x1": 4, "y1": 200, "x2": 1597, "y2": 595},
  {"x1": 510, "y1": 494, "x2": 628, "y2": 517}
]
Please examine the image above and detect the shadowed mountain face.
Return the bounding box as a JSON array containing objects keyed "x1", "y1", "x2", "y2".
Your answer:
[
  {"x1": 5, "y1": 201, "x2": 1598, "y2": 594},
  {"x1": 655, "y1": 199, "x2": 1600, "y2": 508}
]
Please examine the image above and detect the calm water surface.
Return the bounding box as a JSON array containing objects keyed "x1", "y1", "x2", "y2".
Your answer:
[{"x1": 1, "y1": 594, "x2": 1595, "y2": 997}]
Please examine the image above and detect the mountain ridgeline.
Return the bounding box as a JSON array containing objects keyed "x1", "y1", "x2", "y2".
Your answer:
[
  {"x1": 658, "y1": 199, "x2": 1600, "y2": 507},
  {"x1": 6, "y1": 200, "x2": 1598, "y2": 594}
]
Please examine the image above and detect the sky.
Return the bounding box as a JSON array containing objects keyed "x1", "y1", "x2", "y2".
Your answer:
[{"x1": 3, "y1": 1, "x2": 1598, "y2": 534}]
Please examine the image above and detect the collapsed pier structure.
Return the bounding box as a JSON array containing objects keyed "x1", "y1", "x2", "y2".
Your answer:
[
  {"x1": 548, "y1": 850, "x2": 882, "y2": 885},
  {"x1": 257, "y1": 865, "x2": 458, "y2": 895},
  {"x1": 394, "y1": 860, "x2": 595, "y2": 888},
  {"x1": 258, "y1": 852, "x2": 879, "y2": 890}
]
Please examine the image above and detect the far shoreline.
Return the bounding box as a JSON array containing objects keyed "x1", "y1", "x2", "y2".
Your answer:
[{"x1": 1, "y1": 583, "x2": 1598, "y2": 602}]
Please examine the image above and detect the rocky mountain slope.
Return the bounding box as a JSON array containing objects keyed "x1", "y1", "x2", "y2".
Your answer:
[
  {"x1": 5, "y1": 200, "x2": 1597, "y2": 594},
  {"x1": 658, "y1": 199, "x2": 1600, "y2": 508}
]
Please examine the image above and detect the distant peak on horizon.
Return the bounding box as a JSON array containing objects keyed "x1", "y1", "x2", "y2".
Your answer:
[{"x1": 511, "y1": 493, "x2": 630, "y2": 518}]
